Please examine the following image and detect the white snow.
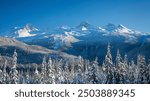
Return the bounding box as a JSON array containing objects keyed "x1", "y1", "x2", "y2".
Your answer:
[
  {"x1": 116, "y1": 28, "x2": 130, "y2": 33},
  {"x1": 17, "y1": 28, "x2": 36, "y2": 37},
  {"x1": 51, "y1": 32, "x2": 80, "y2": 48},
  {"x1": 16, "y1": 24, "x2": 37, "y2": 37},
  {"x1": 82, "y1": 26, "x2": 87, "y2": 31},
  {"x1": 115, "y1": 24, "x2": 133, "y2": 34},
  {"x1": 63, "y1": 32, "x2": 80, "y2": 43},
  {"x1": 64, "y1": 34, "x2": 79, "y2": 43}
]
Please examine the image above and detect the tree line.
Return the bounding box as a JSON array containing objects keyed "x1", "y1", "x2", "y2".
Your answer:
[{"x1": 0, "y1": 44, "x2": 150, "y2": 84}]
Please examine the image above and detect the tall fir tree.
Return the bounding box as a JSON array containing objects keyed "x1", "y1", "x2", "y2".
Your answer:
[
  {"x1": 87, "y1": 57, "x2": 99, "y2": 84},
  {"x1": 103, "y1": 44, "x2": 115, "y2": 84},
  {"x1": 123, "y1": 54, "x2": 129, "y2": 83},
  {"x1": 63, "y1": 61, "x2": 70, "y2": 84},
  {"x1": 40, "y1": 56, "x2": 47, "y2": 84},
  {"x1": 116, "y1": 49, "x2": 127, "y2": 84},
  {"x1": 137, "y1": 55, "x2": 148, "y2": 83},
  {"x1": 55, "y1": 59, "x2": 63, "y2": 84},
  {"x1": 34, "y1": 64, "x2": 39, "y2": 84},
  {"x1": 47, "y1": 58, "x2": 55, "y2": 84},
  {"x1": 9, "y1": 50, "x2": 18, "y2": 84},
  {"x1": 128, "y1": 60, "x2": 138, "y2": 84},
  {"x1": 2, "y1": 59, "x2": 8, "y2": 84}
]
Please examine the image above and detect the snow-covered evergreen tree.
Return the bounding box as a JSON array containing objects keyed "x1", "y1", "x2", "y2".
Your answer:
[
  {"x1": 48, "y1": 59, "x2": 60, "y2": 84},
  {"x1": 123, "y1": 54, "x2": 130, "y2": 83},
  {"x1": 9, "y1": 50, "x2": 18, "y2": 84},
  {"x1": 47, "y1": 58, "x2": 55, "y2": 84},
  {"x1": 128, "y1": 60, "x2": 138, "y2": 84},
  {"x1": 87, "y1": 57, "x2": 99, "y2": 84},
  {"x1": 103, "y1": 44, "x2": 115, "y2": 84},
  {"x1": 137, "y1": 55, "x2": 148, "y2": 83},
  {"x1": 34, "y1": 64, "x2": 39, "y2": 84},
  {"x1": 73, "y1": 56, "x2": 84, "y2": 83},
  {"x1": 2, "y1": 59, "x2": 8, "y2": 84},
  {"x1": 105, "y1": 44, "x2": 112, "y2": 64},
  {"x1": 40, "y1": 56, "x2": 47, "y2": 84},
  {"x1": 63, "y1": 61, "x2": 69, "y2": 84},
  {"x1": 0, "y1": 44, "x2": 150, "y2": 84},
  {"x1": 55, "y1": 59, "x2": 63, "y2": 84},
  {"x1": 69, "y1": 62, "x2": 75, "y2": 83},
  {"x1": 115, "y1": 49, "x2": 122, "y2": 83},
  {"x1": 78, "y1": 56, "x2": 84, "y2": 71},
  {"x1": 116, "y1": 49, "x2": 127, "y2": 84}
]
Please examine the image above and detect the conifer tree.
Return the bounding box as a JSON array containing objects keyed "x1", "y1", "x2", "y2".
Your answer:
[
  {"x1": 128, "y1": 60, "x2": 137, "y2": 83},
  {"x1": 103, "y1": 44, "x2": 114, "y2": 84},
  {"x1": 2, "y1": 59, "x2": 8, "y2": 84},
  {"x1": 123, "y1": 54, "x2": 129, "y2": 83},
  {"x1": 40, "y1": 56, "x2": 47, "y2": 84},
  {"x1": 34, "y1": 64, "x2": 39, "y2": 84},
  {"x1": 137, "y1": 55, "x2": 147, "y2": 83},
  {"x1": 116, "y1": 49, "x2": 127, "y2": 83},
  {"x1": 9, "y1": 50, "x2": 18, "y2": 84},
  {"x1": 63, "y1": 61, "x2": 69, "y2": 84},
  {"x1": 87, "y1": 58, "x2": 99, "y2": 84},
  {"x1": 105, "y1": 44, "x2": 112, "y2": 64},
  {"x1": 47, "y1": 58, "x2": 55, "y2": 84},
  {"x1": 70, "y1": 62, "x2": 75, "y2": 83},
  {"x1": 55, "y1": 59, "x2": 63, "y2": 84},
  {"x1": 115, "y1": 49, "x2": 122, "y2": 83},
  {"x1": 47, "y1": 59, "x2": 57, "y2": 84}
]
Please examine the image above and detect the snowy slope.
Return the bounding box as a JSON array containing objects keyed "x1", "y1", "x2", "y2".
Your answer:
[
  {"x1": 2, "y1": 22, "x2": 149, "y2": 46},
  {"x1": 1, "y1": 22, "x2": 150, "y2": 51},
  {"x1": 0, "y1": 22, "x2": 150, "y2": 63},
  {"x1": 0, "y1": 37, "x2": 77, "y2": 63}
]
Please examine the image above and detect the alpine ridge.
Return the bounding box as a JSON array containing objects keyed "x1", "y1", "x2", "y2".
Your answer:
[{"x1": 0, "y1": 22, "x2": 150, "y2": 63}]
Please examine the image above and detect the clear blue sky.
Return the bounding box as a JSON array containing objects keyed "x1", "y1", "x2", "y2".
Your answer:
[{"x1": 0, "y1": 0, "x2": 150, "y2": 33}]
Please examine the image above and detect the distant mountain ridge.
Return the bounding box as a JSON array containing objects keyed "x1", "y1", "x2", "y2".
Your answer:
[{"x1": 0, "y1": 22, "x2": 150, "y2": 63}]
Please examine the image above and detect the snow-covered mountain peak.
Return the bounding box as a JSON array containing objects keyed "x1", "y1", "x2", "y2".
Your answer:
[
  {"x1": 115, "y1": 24, "x2": 133, "y2": 34},
  {"x1": 74, "y1": 21, "x2": 91, "y2": 32},
  {"x1": 1, "y1": 22, "x2": 149, "y2": 46},
  {"x1": 76, "y1": 21, "x2": 101, "y2": 32},
  {"x1": 15, "y1": 24, "x2": 39, "y2": 38}
]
